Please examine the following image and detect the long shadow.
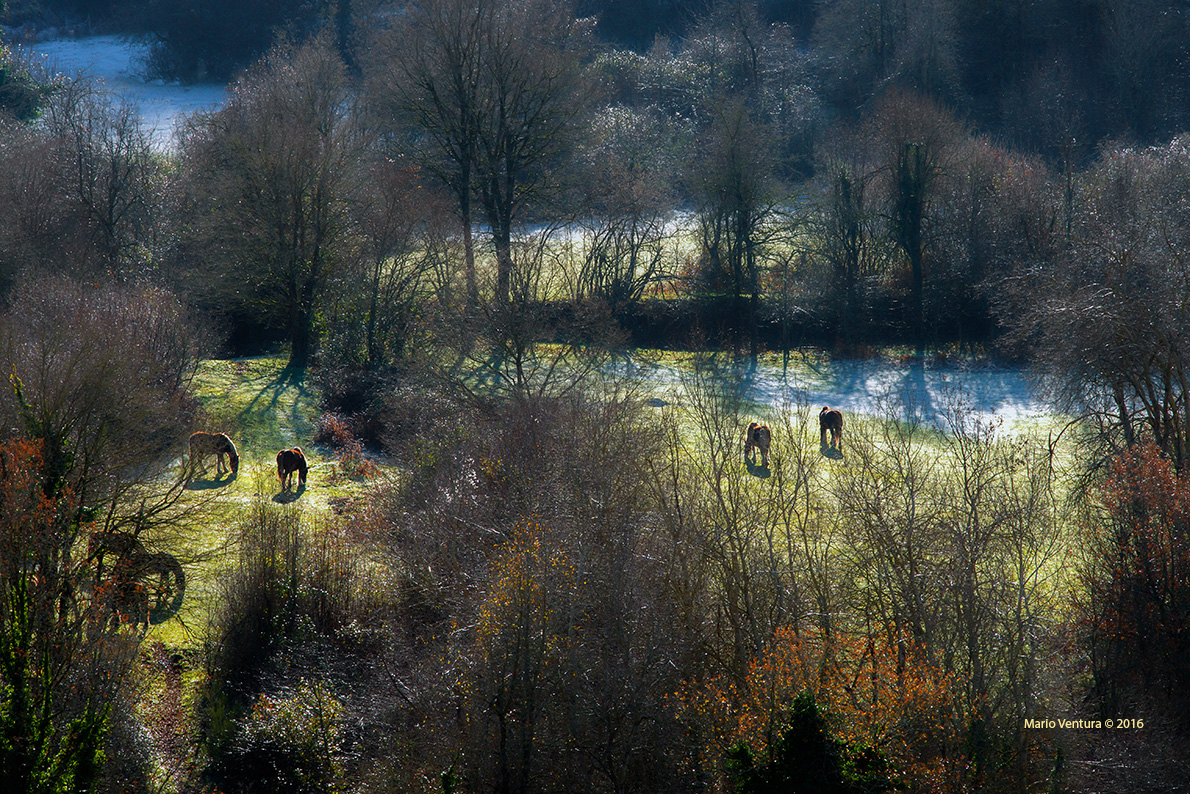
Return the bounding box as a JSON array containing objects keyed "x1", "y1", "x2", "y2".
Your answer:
[
  {"x1": 900, "y1": 355, "x2": 935, "y2": 426},
  {"x1": 238, "y1": 366, "x2": 291, "y2": 411},
  {"x1": 184, "y1": 472, "x2": 237, "y2": 491},
  {"x1": 235, "y1": 362, "x2": 314, "y2": 449},
  {"x1": 820, "y1": 442, "x2": 844, "y2": 461},
  {"x1": 797, "y1": 351, "x2": 885, "y2": 417},
  {"x1": 688, "y1": 351, "x2": 760, "y2": 408},
  {"x1": 745, "y1": 460, "x2": 771, "y2": 478},
  {"x1": 146, "y1": 552, "x2": 186, "y2": 625},
  {"x1": 272, "y1": 483, "x2": 306, "y2": 504}
]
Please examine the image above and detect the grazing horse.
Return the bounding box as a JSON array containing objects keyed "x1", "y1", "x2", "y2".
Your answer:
[
  {"x1": 745, "y1": 422, "x2": 772, "y2": 467},
  {"x1": 819, "y1": 407, "x2": 844, "y2": 448},
  {"x1": 188, "y1": 432, "x2": 239, "y2": 479},
  {"x1": 277, "y1": 447, "x2": 308, "y2": 491}
]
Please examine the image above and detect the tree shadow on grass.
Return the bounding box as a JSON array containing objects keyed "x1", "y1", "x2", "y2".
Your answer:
[{"x1": 235, "y1": 362, "x2": 314, "y2": 450}]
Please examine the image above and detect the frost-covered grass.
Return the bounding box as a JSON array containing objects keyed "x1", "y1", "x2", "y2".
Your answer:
[
  {"x1": 26, "y1": 35, "x2": 226, "y2": 147},
  {"x1": 614, "y1": 346, "x2": 1056, "y2": 435}
]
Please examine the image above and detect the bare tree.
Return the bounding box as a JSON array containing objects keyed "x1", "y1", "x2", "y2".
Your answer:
[
  {"x1": 689, "y1": 99, "x2": 783, "y2": 356},
  {"x1": 41, "y1": 80, "x2": 158, "y2": 278},
  {"x1": 571, "y1": 106, "x2": 679, "y2": 312},
  {"x1": 371, "y1": 0, "x2": 588, "y2": 307},
  {"x1": 1002, "y1": 136, "x2": 1190, "y2": 473},
  {"x1": 175, "y1": 34, "x2": 364, "y2": 369},
  {"x1": 869, "y1": 90, "x2": 963, "y2": 347},
  {"x1": 367, "y1": 0, "x2": 489, "y2": 307},
  {"x1": 0, "y1": 276, "x2": 209, "y2": 791},
  {"x1": 0, "y1": 437, "x2": 141, "y2": 794},
  {"x1": 0, "y1": 79, "x2": 157, "y2": 286},
  {"x1": 802, "y1": 150, "x2": 893, "y2": 343},
  {"x1": 644, "y1": 359, "x2": 820, "y2": 681},
  {"x1": 473, "y1": 0, "x2": 590, "y2": 304},
  {"x1": 827, "y1": 393, "x2": 1067, "y2": 788},
  {"x1": 0, "y1": 278, "x2": 205, "y2": 526},
  {"x1": 345, "y1": 157, "x2": 452, "y2": 368}
]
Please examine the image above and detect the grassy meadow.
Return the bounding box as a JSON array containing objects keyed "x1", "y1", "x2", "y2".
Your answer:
[{"x1": 125, "y1": 345, "x2": 1096, "y2": 794}]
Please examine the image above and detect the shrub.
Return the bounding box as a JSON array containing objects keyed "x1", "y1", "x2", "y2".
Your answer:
[
  {"x1": 726, "y1": 692, "x2": 896, "y2": 794},
  {"x1": 1080, "y1": 442, "x2": 1190, "y2": 723},
  {"x1": 202, "y1": 500, "x2": 374, "y2": 792},
  {"x1": 314, "y1": 412, "x2": 379, "y2": 480},
  {"x1": 0, "y1": 438, "x2": 140, "y2": 794},
  {"x1": 0, "y1": 41, "x2": 50, "y2": 120},
  {"x1": 226, "y1": 679, "x2": 345, "y2": 794}
]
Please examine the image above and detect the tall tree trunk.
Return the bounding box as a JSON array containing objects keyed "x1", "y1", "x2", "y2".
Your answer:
[
  {"x1": 495, "y1": 227, "x2": 512, "y2": 304},
  {"x1": 461, "y1": 157, "x2": 479, "y2": 307}
]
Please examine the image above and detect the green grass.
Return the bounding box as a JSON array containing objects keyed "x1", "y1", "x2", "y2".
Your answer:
[
  {"x1": 148, "y1": 356, "x2": 386, "y2": 648},
  {"x1": 133, "y1": 348, "x2": 1083, "y2": 793}
]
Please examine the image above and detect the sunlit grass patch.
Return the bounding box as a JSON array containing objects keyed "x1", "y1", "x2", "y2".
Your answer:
[
  {"x1": 192, "y1": 356, "x2": 316, "y2": 459},
  {"x1": 149, "y1": 356, "x2": 393, "y2": 649}
]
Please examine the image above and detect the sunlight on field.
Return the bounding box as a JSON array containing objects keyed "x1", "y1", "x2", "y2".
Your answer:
[
  {"x1": 148, "y1": 357, "x2": 389, "y2": 649},
  {"x1": 131, "y1": 350, "x2": 1087, "y2": 793}
]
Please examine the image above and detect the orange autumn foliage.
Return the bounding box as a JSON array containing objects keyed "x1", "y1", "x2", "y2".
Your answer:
[
  {"x1": 681, "y1": 627, "x2": 960, "y2": 792},
  {"x1": 1080, "y1": 441, "x2": 1190, "y2": 719}
]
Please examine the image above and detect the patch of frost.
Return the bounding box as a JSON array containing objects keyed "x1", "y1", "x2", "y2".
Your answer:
[{"x1": 26, "y1": 35, "x2": 227, "y2": 148}]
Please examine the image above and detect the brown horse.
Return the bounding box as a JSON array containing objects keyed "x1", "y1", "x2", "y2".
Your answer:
[
  {"x1": 819, "y1": 407, "x2": 843, "y2": 448},
  {"x1": 188, "y1": 431, "x2": 239, "y2": 479},
  {"x1": 745, "y1": 422, "x2": 772, "y2": 467},
  {"x1": 277, "y1": 447, "x2": 308, "y2": 491}
]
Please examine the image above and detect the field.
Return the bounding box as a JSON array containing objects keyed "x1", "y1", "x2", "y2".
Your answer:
[
  {"x1": 154, "y1": 347, "x2": 1072, "y2": 642},
  {"x1": 148, "y1": 357, "x2": 383, "y2": 649},
  {"x1": 125, "y1": 347, "x2": 1098, "y2": 794}
]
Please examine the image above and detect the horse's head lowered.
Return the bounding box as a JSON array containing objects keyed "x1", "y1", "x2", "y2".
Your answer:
[{"x1": 226, "y1": 437, "x2": 240, "y2": 474}]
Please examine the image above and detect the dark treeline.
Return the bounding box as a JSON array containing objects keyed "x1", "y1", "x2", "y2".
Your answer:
[
  {"x1": 2, "y1": 1, "x2": 1190, "y2": 793},
  {"x1": 9, "y1": 0, "x2": 1189, "y2": 148}
]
